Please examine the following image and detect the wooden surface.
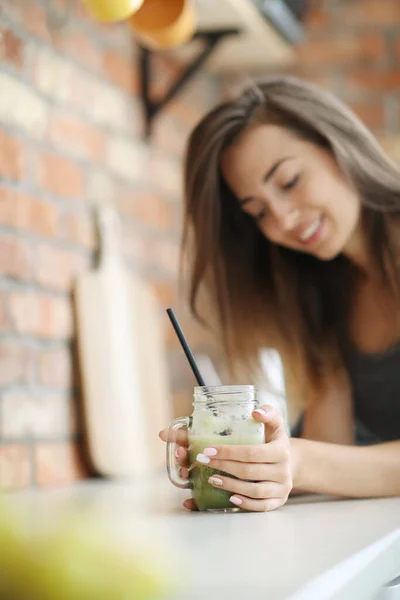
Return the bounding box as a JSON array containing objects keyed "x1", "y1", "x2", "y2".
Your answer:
[
  {"x1": 170, "y1": 0, "x2": 295, "y2": 73},
  {"x1": 74, "y1": 205, "x2": 171, "y2": 477}
]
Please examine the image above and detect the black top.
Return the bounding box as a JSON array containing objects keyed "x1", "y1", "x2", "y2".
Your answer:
[{"x1": 345, "y1": 341, "x2": 400, "y2": 443}]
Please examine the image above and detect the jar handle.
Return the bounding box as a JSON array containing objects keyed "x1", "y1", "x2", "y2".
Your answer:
[{"x1": 166, "y1": 416, "x2": 191, "y2": 489}]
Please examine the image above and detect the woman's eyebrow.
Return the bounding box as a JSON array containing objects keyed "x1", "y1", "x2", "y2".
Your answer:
[{"x1": 239, "y1": 156, "x2": 294, "y2": 206}]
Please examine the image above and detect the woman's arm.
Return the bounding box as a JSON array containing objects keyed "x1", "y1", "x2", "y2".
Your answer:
[
  {"x1": 290, "y1": 367, "x2": 400, "y2": 497},
  {"x1": 292, "y1": 437, "x2": 400, "y2": 497},
  {"x1": 160, "y1": 401, "x2": 400, "y2": 512}
]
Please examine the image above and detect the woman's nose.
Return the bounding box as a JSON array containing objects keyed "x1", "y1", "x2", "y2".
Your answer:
[{"x1": 271, "y1": 203, "x2": 301, "y2": 232}]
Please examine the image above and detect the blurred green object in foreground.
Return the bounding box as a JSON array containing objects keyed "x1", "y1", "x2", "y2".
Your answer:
[{"x1": 0, "y1": 502, "x2": 175, "y2": 600}]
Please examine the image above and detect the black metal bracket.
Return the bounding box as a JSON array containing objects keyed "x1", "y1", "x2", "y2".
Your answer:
[{"x1": 139, "y1": 28, "x2": 240, "y2": 139}]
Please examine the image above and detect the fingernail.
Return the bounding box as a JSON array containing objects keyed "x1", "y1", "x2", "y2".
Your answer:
[
  {"x1": 254, "y1": 408, "x2": 267, "y2": 416},
  {"x1": 230, "y1": 496, "x2": 243, "y2": 506},
  {"x1": 196, "y1": 453, "x2": 210, "y2": 464},
  {"x1": 203, "y1": 447, "x2": 217, "y2": 457},
  {"x1": 208, "y1": 476, "x2": 223, "y2": 486},
  {"x1": 175, "y1": 447, "x2": 181, "y2": 459}
]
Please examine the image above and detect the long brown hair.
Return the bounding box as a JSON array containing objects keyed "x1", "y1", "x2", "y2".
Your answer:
[{"x1": 181, "y1": 76, "x2": 400, "y2": 406}]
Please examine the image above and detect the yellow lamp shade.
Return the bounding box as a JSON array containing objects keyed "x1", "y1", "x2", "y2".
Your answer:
[
  {"x1": 129, "y1": 0, "x2": 196, "y2": 50},
  {"x1": 83, "y1": 0, "x2": 144, "y2": 23}
]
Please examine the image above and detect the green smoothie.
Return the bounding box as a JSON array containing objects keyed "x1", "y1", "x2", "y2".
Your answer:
[{"x1": 188, "y1": 409, "x2": 265, "y2": 512}]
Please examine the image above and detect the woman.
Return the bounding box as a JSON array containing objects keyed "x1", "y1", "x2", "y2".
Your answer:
[{"x1": 160, "y1": 76, "x2": 400, "y2": 512}]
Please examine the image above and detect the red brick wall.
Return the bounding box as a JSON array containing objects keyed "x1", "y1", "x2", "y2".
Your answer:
[
  {"x1": 2, "y1": 0, "x2": 398, "y2": 491},
  {"x1": 281, "y1": 0, "x2": 400, "y2": 153},
  {"x1": 0, "y1": 0, "x2": 218, "y2": 489},
  {"x1": 225, "y1": 1, "x2": 400, "y2": 153}
]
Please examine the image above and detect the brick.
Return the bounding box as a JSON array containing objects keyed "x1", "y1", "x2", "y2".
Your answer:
[
  {"x1": 0, "y1": 72, "x2": 47, "y2": 139},
  {"x1": 340, "y1": 0, "x2": 400, "y2": 26},
  {"x1": 112, "y1": 187, "x2": 135, "y2": 219},
  {"x1": 34, "y1": 242, "x2": 90, "y2": 291},
  {"x1": 149, "y1": 152, "x2": 182, "y2": 199},
  {"x1": 28, "y1": 196, "x2": 60, "y2": 237},
  {"x1": 0, "y1": 187, "x2": 59, "y2": 237},
  {"x1": 156, "y1": 239, "x2": 180, "y2": 275},
  {"x1": 0, "y1": 340, "x2": 32, "y2": 385},
  {"x1": 0, "y1": 445, "x2": 31, "y2": 490},
  {"x1": 9, "y1": 291, "x2": 73, "y2": 339},
  {"x1": 0, "y1": 129, "x2": 25, "y2": 181},
  {"x1": 120, "y1": 229, "x2": 153, "y2": 266},
  {"x1": 69, "y1": 69, "x2": 139, "y2": 133},
  {"x1": 296, "y1": 33, "x2": 384, "y2": 66},
  {"x1": 348, "y1": 103, "x2": 385, "y2": 130},
  {"x1": 38, "y1": 345, "x2": 72, "y2": 388},
  {"x1": 106, "y1": 137, "x2": 146, "y2": 182},
  {"x1": 35, "y1": 442, "x2": 88, "y2": 487},
  {"x1": 0, "y1": 235, "x2": 33, "y2": 281},
  {"x1": 86, "y1": 169, "x2": 115, "y2": 205},
  {"x1": 134, "y1": 193, "x2": 176, "y2": 230},
  {"x1": 298, "y1": 73, "x2": 334, "y2": 92},
  {"x1": 38, "y1": 151, "x2": 85, "y2": 200},
  {"x1": 90, "y1": 21, "x2": 134, "y2": 55},
  {"x1": 21, "y1": 0, "x2": 50, "y2": 41},
  {"x1": 48, "y1": 111, "x2": 105, "y2": 163},
  {"x1": 379, "y1": 135, "x2": 400, "y2": 163},
  {"x1": 73, "y1": 0, "x2": 94, "y2": 21},
  {"x1": 52, "y1": 0, "x2": 73, "y2": 12},
  {"x1": 1, "y1": 392, "x2": 76, "y2": 440},
  {"x1": 0, "y1": 291, "x2": 9, "y2": 331},
  {"x1": 0, "y1": 27, "x2": 23, "y2": 70},
  {"x1": 31, "y1": 46, "x2": 72, "y2": 102},
  {"x1": 150, "y1": 280, "x2": 178, "y2": 309},
  {"x1": 0, "y1": 0, "x2": 22, "y2": 23},
  {"x1": 0, "y1": 188, "x2": 29, "y2": 229},
  {"x1": 304, "y1": 5, "x2": 330, "y2": 29},
  {"x1": 347, "y1": 69, "x2": 400, "y2": 92},
  {"x1": 67, "y1": 68, "x2": 96, "y2": 112},
  {"x1": 165, "y1": 95, "x2": 203, "y2": 130},
  {"x1": 61, "y1": 210, "x2": 95, "y2": 249},
  {"x1": 109, "y1": 183, "x2": 135, "y2": 215},
  {"x1": 103, "y1": 48, "x2": 138, "y2": 93},
  {"x1": 54, "y1": 29, "x2": 102, "y2": 72},
  {"x1": 151, "y1": 116, "x2": 186, "y2": 158}
]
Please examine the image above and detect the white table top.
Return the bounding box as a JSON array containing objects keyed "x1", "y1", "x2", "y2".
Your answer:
[{"x1": 13, "y1": 476, "x2": 400, "y2": 600}]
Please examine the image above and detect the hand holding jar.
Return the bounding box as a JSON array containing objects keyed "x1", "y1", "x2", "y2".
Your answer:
[{"x1": 160, "y1": 385, "x2": 294, "y2": 513}]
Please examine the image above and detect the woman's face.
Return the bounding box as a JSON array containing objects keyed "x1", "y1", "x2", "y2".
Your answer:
[{"x1": 220, "y1": 124, "x2": 362, "y2": 261}]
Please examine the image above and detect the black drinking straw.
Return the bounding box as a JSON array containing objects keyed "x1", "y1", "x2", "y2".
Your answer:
[{"x1": 166, "y1": 308, "x2": 206, "y2": 387}]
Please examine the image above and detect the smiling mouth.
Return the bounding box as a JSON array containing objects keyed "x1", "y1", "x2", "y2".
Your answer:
[{"x1": 298, "y1": 216, "x2": 324, "y2": 246}]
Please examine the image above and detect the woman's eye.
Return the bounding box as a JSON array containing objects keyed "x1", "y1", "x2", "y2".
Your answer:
[
  {"x1": 282, "y1": 175, "x2": 299, "y2": 191},
  {"x1": 255, "y1": 207, "x2": 267, "y2": 221}
]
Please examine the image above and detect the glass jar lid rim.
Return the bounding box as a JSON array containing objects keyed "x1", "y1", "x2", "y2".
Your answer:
[{"x1": 194, "y1": 384, "x2": 256, "y2": 394}]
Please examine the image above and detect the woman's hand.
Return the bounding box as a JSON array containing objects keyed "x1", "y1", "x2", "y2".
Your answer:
[{"x1": 160, "y1": 405, "x2": 296, "y2": 512}]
